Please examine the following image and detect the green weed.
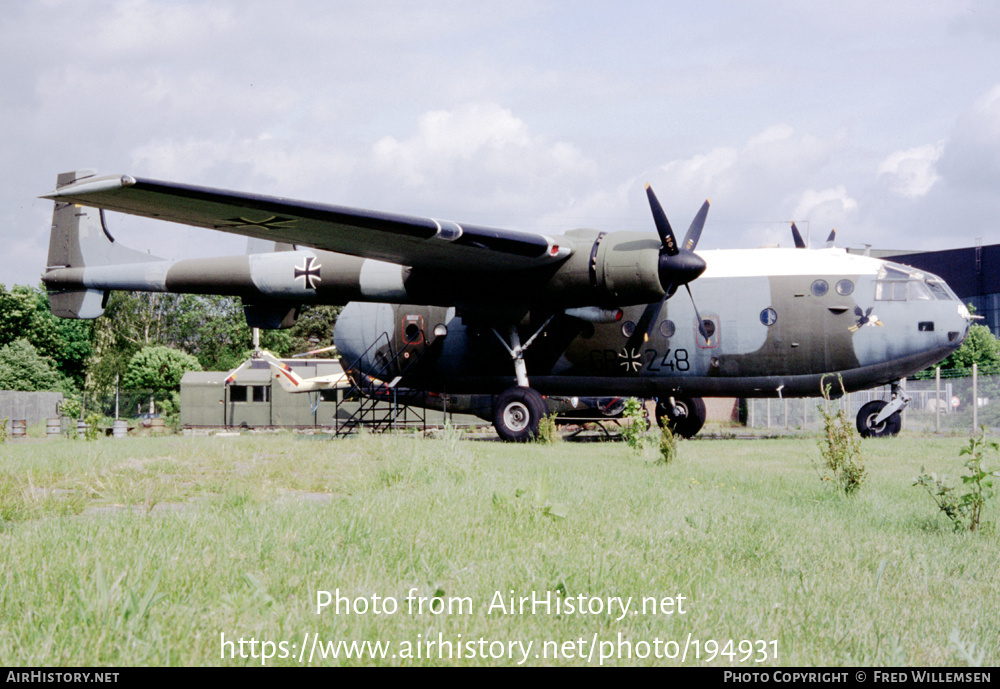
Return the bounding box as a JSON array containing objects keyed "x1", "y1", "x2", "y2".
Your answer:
[
  {"x1": 817, "y1": 381, "x2": 866, "y2": 494},
  {"x1": 621, "y1": 397, "x2": 647, "y2": 453},
  {"x1": 657, "y1": 424, "x2": 678, "y2": 465},
  {"x1": 914, "y1": 427, "x2": 999, "y2": 532},
  {"x1": 536, "y1": 413, "x2": 560, "y2": 444}
]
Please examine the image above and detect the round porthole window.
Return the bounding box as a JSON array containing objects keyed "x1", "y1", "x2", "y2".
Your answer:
[
  {"x1": 811, "y1": 279, "x2": 829, "y2": 296},
  {"x1": 760, "y1": 308, "x2": 777, "y2": 326},
  {"x1": 659, "y1": 320, "x2": 675, "y2": 338},
  {"x1": 836, "y1": 279, "x2": 854, "y2": 296},
  {"x1": 621, "y1": 321, "x2": 636, "y2": 337}
]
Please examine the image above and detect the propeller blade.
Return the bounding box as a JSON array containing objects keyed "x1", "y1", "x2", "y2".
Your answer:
[
  {"x1": 292, "y1": 344, "x2": 337, "y2": 358},
  {"x1": 641, "y1": 295, "x2": 667, "y2": 344},
  {"x1": 645, "y1": 183, "x2": 678, "y2": 256},
  {"x1": 790, "y1": 222, "x2": 806, "y2": 249},
  {"x1": 685, "y1": 283, "x2": 710, "y2": 342},
  {"x1": 681, "y1": 199, "x2": 710, "y2": 252}
]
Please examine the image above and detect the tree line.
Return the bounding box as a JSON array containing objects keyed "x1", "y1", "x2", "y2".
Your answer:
[{"x1": 0, "y1": 284, "x2": 340, "y2": 412}]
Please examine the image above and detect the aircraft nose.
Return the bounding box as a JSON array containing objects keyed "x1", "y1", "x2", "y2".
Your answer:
[{"x1": 948, "y1": 303, "x2": 973, "y2": 348}]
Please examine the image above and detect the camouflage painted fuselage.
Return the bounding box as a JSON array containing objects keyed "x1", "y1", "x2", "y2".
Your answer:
[{"x1": 334, "y1": 248, "x2": 970, "y2": 399}]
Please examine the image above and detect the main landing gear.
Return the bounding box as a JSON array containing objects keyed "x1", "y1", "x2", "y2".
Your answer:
[
  {"x1": 655, "y1": 395, "x2": 706, "y2": 438},
  {"x1": 491, "y1": 321, "x2": 552, "y2": 442},
  {"x1": 856, "y1": 381, "x2": 910, "y2": 438}
]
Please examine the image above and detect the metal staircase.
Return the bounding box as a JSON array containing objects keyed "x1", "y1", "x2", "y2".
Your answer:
[{"x1": 333, "y1": 332, "x2": 430, "y2": 437}]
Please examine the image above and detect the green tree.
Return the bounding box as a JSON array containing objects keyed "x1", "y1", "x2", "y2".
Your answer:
[
  {"x1": 122, "y1": 346, "x2": 202, "y2": 416},
  {"x1": 287, "y1": 304, "x2": 342, "y2": 357},
  {"x1": 0, "y1": 284, "x2": 92, "y2": 389},
  {"x1": 171, "y1": 295, "x2": 294, "y2": 370},
  {"x1": 0, "y1": 339, "x2": 75, "y2": 393},
  {"x1": 84, "y1": 292, "x2": 180, "y2": 392},
  {"x1": 941, "y1": 324, "x2": 1000, "y2": 374}
]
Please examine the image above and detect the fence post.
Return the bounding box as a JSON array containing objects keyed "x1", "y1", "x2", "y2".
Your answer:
[
  {"x1": 935, "y1": 367, "x2": 940, "y2": 434},
  {"x1": 901, "y1": 377, "x2": 907, "y2": 431},
  {"x1": 972, "y1": 363, "x2": 978, "y2": 431}
]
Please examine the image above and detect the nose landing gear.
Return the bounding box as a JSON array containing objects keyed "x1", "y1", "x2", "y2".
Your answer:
[{"x1": 856, "y1": 381, "x2": 909, "y2": 438}]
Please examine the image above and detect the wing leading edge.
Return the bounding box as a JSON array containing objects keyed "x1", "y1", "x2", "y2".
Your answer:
[{"x1": 42, "y1": 173, "x2": 571, "y2": 271}]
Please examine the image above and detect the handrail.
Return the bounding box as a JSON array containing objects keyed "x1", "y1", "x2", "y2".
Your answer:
[{"x1": 334, "y1": 330, "x2": 430, "y2": 437}]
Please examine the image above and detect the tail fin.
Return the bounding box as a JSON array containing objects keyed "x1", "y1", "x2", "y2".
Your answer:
[
  {"x1": 260, "y1": 352, "x2": 310, "y2": 392},
  {"x1": 44, "y1": 170, "x2": 163, "y2": 318}
]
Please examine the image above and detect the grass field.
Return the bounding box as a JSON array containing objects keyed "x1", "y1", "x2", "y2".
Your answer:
[{"x1": 1, "y1": 429, "x2": 997, "y2": 666}]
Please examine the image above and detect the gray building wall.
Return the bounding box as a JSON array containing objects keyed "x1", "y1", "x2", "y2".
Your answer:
[{"x1": 0, "y1": 391, "x2": 65, "y2": 431}]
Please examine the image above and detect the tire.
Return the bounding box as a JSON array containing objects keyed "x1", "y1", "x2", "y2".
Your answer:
[
  {"x1": 493, "y1": 387, "x2": 548, "y2": 442},
  {"x1": 856, "y1": 400, "x2": 901, "y2": 438},
  {"x1": 655, "y1": 396, "x2": 706, "y2": 438}
]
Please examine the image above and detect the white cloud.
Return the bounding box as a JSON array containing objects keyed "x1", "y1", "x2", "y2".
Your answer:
[
  {"x1": 792, "y1": 186, "x2": 858, "y2": 220},
  {"x1": 368, "y1": 102, "x2": 597, "y2": 215},
  {"x1": 877, "y1": 143, "x2": 944, "y2": 198}
]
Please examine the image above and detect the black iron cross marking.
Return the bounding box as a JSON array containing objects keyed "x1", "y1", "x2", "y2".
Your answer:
[
  {"x1": 215, "y1": 215, "x2": 298, "y2": 231},
  {"x1": 294, "y1": 256, "x2": 322, "y2": 290}
]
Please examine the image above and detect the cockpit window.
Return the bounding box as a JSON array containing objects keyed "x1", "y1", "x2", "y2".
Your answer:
[
  {"x1": 875, "y1": 262, "x2": 958, "y2": 302},
  {"x1": 908, "y1": 281, "x2": 933, "y2": 301},
  {"x1": 876, "y1": 281, "x2": 907, "y2": 301},
  {"x1": 925, "y1": 279, "x2": 955, "y2": 301},
  {"x1": 878, "y1": 264, "x2": 911, "y2": 281}
]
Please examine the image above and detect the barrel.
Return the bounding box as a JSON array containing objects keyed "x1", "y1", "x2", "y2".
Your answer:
[
  {"x1": 11, "y1": 420, "x2": 26, "y2": 438},
  {"x1": 112, "y1": 419, "x2": 128, "y2": 439},
  {"x1": 46, "y1": 418, "x2": 61, "y2": 439},
  {"x1": 150, "y1": 418, "x2": 166, "y2": 436}
]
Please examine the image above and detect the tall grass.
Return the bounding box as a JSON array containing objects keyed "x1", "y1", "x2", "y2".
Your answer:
[{"x1": 0, "y1": 433, "x2": 996, "y2": 666}]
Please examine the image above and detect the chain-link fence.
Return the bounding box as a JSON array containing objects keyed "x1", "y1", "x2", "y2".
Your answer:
[
  {"x1": 82, "y1": 390, "x2": 161, "y2": 420},
  {"x1": 745, "y1": 368, "x2": 999, "y2": 434}
]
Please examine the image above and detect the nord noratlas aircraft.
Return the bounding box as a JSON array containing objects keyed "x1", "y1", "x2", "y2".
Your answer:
[{"x1": 40, "y1": 170, "x2": 972, "y2": 440}]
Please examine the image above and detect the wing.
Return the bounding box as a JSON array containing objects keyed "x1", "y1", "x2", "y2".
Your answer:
[{"x1": 42, "y1": 174, "x2": 571, "y2": 271}]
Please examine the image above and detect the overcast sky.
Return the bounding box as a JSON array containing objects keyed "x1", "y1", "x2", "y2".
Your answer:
[{"x1": 3, "y1": 0, "x2": 999, "y2": 289}]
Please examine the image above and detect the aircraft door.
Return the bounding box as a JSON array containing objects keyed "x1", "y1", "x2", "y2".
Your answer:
[{"x1": 399, "y1": 313, "x2": 425, "y2": 367}]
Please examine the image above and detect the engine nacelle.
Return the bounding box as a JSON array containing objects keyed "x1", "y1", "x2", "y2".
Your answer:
[{"x1": 590, "y1": 231, "x2": 664, "y2": 305}]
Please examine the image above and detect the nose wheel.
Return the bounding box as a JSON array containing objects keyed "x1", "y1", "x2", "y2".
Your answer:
[
  {"x1": 856, "y1": 381, "x2": 909, "y2": 438},
  {"x1": 856, "y1": 400, "x2": 901, "y2": 438}
]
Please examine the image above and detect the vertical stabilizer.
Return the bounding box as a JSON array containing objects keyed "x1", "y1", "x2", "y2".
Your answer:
[{"x1": 44, "y1": 170, "x2": 162, "y2": 318}]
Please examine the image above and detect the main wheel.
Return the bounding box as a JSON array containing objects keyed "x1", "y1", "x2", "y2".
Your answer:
[
  {"x1": 493, "y1": 387, "x2": 548, "y2": 442},
  {"x1": 655, "y1": 396, "x2": 706, "y2": 438},
  {"x1": 856, "y1": 400, "x2": 901, "y2": 438}
]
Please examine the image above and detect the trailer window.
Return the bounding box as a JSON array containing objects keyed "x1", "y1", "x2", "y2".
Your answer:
[{"x1": 230, "y1": 386, "x2": 269, "y2": 403}]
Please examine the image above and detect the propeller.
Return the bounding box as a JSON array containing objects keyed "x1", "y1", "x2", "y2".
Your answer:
[
  {"x1": 641, "y1": 185, "x2": 710, "y2": 343},
  {"x1": 791, "y1": 223, "x2": 836, "y2": 249},
  {"x1": 790, "y1": 222, "x2": 806, "y2": 249}
]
